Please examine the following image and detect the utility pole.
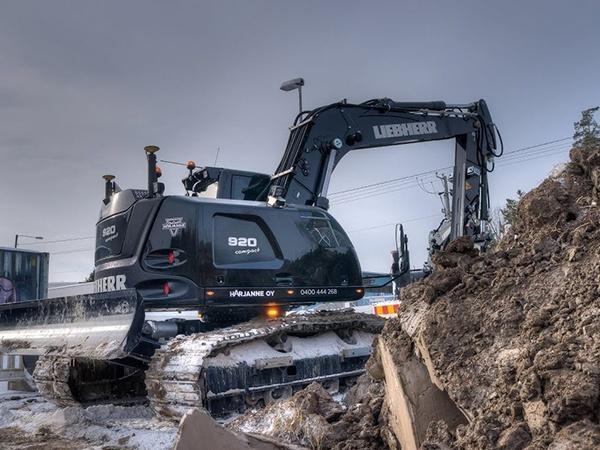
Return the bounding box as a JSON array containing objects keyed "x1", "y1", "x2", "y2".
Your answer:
[{"x1": 437, "y1": 173, "x2": 452, "y2": 219}]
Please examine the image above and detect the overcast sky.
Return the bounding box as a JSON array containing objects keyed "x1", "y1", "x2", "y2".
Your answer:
[{"x1": 1, "y1": 1, "x2": 599, "y2": 282}]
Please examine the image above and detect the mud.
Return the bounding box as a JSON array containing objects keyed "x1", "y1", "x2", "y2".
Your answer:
[
  {"x1": 0, "y1": 340, "x2": 31, "y2": 352},
  {"x1": 387, "y1": 144, "x2": 600, "y2": 448},
  {"x1": 229, "y1": 378, "x2": 397, "y2": 450}
]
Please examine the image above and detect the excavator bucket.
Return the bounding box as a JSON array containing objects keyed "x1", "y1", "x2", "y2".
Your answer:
[{"x1": 0, "y1": 289, "x2": 144, "y2": 360}]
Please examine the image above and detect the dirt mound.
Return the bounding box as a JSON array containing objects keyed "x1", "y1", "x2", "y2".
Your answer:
[
  {"x1": 387, "y1": 145, "x2": 600, "y2": 448},
  {"x1": 228, "y1": 145, "x2": 600, "y2": 449},
  {"x1": 229, "y1": 379, "x2": 398, "y2": 450}
]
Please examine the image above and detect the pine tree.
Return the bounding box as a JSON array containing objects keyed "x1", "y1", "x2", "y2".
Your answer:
[
  {"x1": 501, "y1": 189, "x2": 525, "y2": 229},
  {"x1": 573, "y1": 107, "x2": 600, "y2": 149}
]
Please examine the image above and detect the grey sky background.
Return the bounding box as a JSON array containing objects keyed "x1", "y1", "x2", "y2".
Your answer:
[{"x1": 0, "y1": 1, "x2": 598, "y2": 282}]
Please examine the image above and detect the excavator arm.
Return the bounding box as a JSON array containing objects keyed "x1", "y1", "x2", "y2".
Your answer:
[{"x1": 266, "y1": 98, "x2": 500, "y2": 246}]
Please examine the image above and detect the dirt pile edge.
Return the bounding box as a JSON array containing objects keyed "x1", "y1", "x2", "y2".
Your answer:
[{"x1": 381, "y1": 144, "x2": 600, "y2": 448}]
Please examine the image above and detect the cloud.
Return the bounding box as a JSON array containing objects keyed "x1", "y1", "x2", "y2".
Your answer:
[{"x1": 1, "y1": 1, "x2": 599, "y2": 281}]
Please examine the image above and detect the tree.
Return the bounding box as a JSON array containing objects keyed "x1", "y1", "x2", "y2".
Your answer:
[
  {"x1": 487, "y1": 206, "x2": 505, "y2": 242},
  {"x1": 85, "y1": 271, "x2": 95, "y2": 282},
  {"x1": 501, "y1": 189, "x2": 525, "y2": 230},
  {"x1": 573, "y1": 107, "x2": 600, "y2": 149}
]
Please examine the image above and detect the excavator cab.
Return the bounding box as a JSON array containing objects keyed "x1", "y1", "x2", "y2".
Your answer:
[{"x1": 182, "y1": 165, "x2": 271, "y2": 200}]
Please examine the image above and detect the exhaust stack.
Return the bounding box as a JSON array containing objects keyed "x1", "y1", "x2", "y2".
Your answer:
[
  {"x1": 102, "y1": 174, "x2": 116, "y2": 205},
  {"x1": 144, "y1": 145, "x2": 160, "y2": 198}
]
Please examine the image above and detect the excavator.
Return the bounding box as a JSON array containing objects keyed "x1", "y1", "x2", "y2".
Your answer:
[{"x1": 0, "y1": 95, "x2": 500, "y2": 418}]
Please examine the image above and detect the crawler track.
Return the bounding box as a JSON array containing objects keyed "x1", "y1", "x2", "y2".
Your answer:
[
  {"x1": 33, "y1": 355, "x2": 147, "y2": 406},
  {"x1": 145, "y1": 310, "x2": 384, "y2": 420},
  {"x1": 33, "y1": 355, "x2": 77, "y2": 405},
  {"x1": 31, "y1": 311, "x2": 384, "y2": 420}
]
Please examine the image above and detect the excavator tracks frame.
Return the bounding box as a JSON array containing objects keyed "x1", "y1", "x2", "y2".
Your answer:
[
  {"x1": 146, "y1": 310, "x2": 384, "y2": 420},
  {"x1": 28, "y1": 311, "x2": 383, "y2": 420},
  {"x1": 33, "y1": 355, "x2": 147, "y2": 406}
]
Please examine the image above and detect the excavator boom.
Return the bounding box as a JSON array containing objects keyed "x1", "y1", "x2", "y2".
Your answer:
[{"x1": 267, "y1": 98, "x2": 499, "y2": 247}]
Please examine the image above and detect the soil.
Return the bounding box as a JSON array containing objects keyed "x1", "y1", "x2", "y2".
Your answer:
[
  {"x1": 229, "y1": 378, "x2": 398, "y2": 450},
  {"x1": 392, "y1": 144, "x2": 600, "y2": 448}
]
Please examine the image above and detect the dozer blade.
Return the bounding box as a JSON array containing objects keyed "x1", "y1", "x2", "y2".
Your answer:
[{"x1": 0, "y1": 289, "x2": 144, "y2": 360}]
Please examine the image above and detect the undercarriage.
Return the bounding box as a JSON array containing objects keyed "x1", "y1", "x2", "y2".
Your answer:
[{"x1": 31, "y1": 310, "x2": 384, "y2": 419}]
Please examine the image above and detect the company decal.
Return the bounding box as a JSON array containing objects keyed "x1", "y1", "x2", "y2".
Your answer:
[
  {"x1": 228, "y1": 236, "x2": 261, "y2": 255},
  {"x1": 95, "y1": 274, "x2": 127, "y2": 293},
  {"x1": 467, "y1": 166, "x2": 482, "y2": 177},
  {"x1": 102, "y1": 225, "x2": 119, "y2": 243},
  {"x1": 229, "y1": 289, "x2": 275, "y2": 298},
  {"x1": 162, "y1": 217, "x2": 187, "y2": 237},
  {"x1": 299, "y1": 288, "x2": 338, "y2": 296},
  {"x1": 225, "y1": 288, "x2": 340, "y2": 299},
  {"x1": 373, "y1": 121, "x2": 438, "y2": 139}
]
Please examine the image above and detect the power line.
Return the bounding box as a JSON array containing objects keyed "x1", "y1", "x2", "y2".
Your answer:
[
  {"x1": 333, "y1": 178, "x2": 434, "y2": 206},
  {"x1": 347, "y1": 213, "x2": 441, "y2": 233},
  {"x1": 330, "y1": 172, "x2": 447, "y2": 202},
  {"x1": 496, "y1": 147, "x2": 571, "y2": 169},
  {"x1": 339, "y1": 142, "x2": 574, "y2": 233},
  {"x1": 332, "y1": 175, "x2": 431, "y2": 201},
  {"x1": 20, "y1": 136, "x2": 574, "y2": 247},
  {"x1": 329, "y1": 167, "x2": 452, "y2": 198},
  {"x1": 330, "y1": 139, "x2": 573, "y2": 206},
  {"x1": 501, "y1": 142, "x2": 572, "y2": 161},
  {"x1": 19, "y1": 236, "x2": 95, "y2": 246},
  {"x1": 49, "y1": 248, "x2": 94, "y2": 255},
  {"x1": 493, "y1": 145, "x2": 571, "y2": 169},
  {"x1": 329, "y1": 136, "x2": 572, "y2": 200},
  {"x1": 330, "y1": 168, "x2": 456, "y2": 203},
  {"x1": 333, "y1": 149, "x2": 569, "y2": 207},
  {"x1": 503, "y1": 137, "x2": 571, "y2": 155}
]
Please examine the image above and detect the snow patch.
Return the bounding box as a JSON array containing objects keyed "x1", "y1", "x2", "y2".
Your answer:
[
  {"x1": 206, "y1": 331, "x2": 374, "y2": 367},
  {"x1": 0, "y1": 392, "x2": 177, "y2": 449}
]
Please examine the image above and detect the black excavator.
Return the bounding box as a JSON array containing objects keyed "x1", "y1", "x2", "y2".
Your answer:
[{"x1": 0, "y1": 96, "x2": 500, "y2": 418}]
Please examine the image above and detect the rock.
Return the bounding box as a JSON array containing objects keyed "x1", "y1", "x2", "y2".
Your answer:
[
  {"x1": 523, "y1": 400, "x2": 548, "y2": 432},
  {"x1": 548, "y1": 420, "x2": 600, "y2": 449},
  {"x1": 229, "y1": 377, "x2": 393, "y2": 450},
  {"x1": 176, "y1": 408, "x2": 301, "y2": 450},
  {"x1": 496, "y1": 424, "x2": 531, "y2": 450},
  {"x1": 375, "y1": 323, "x2": 467, "y2": 450}
]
